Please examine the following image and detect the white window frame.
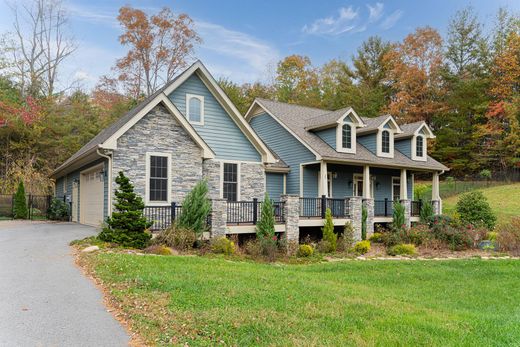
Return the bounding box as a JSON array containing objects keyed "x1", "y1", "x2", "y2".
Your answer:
[
  {"x1": 185, "y1": 93, "x2": 204, "y2": 125},
  {"x1": 377, "y1": 129, "x2": 395, "y2": 158},
  {"x1": 391, "y1": 176, "x2": 401, "y2": 201},
  {"x1": 220, "y1": 161, "x2": 241, "y2": 201},
  {"x1": 411, "y1": 134, "x2": 427, "y2": 161},
  {"x1": 336, "y1": 122, "x2": 356, "y2": 153},
  {"x1": 145, "y1": 152, "x2": 172, "y2": 206},
  {"x1": 353, "y1": 173, "x2": 375, "y2": 198}
]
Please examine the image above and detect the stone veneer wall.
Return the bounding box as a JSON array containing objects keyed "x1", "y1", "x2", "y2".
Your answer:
[
  {"x1": 240, "y1": 162, "x2": 265, "y2": 201},
  {"x1": 112, "y1": 104, "x2": 203, "y2": 203},
  {"x1": 202, "y1": 159, "x2": 221, "y2": 199}
]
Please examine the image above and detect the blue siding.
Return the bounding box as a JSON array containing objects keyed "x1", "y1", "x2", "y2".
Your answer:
[
  {"x1": 315, "y1": 127, "x2": 336, "y2": 150},
  {"x1": 250, "y1": 112, "x2": 316, "y2": 195},
  {"x1": 358, "y1": 134, "x2": 377, "y2": 154},
  {"x1": 169, "y1": 74, "x2": 261, "y2": 161},
  {"x1": 395, "y1": 139, "x2": 412, "y2": 159},
  {"x1": 303, "y1": 165, "x2": 319, "y2": 197},
  {"x1": 55, "y1": 177, "x2": 65, "y2": 197},
  {"x1": 266, "y1": 173, "x2": 284, "y2": 200}
]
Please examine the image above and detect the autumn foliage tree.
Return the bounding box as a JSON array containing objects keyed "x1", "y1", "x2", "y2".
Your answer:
[{"x1": 113, "y1": 6, "x2": 201, "y2": 98}]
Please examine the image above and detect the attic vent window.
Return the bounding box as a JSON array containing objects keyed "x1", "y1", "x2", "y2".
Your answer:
[
  {"x1": 381, "y1": 130, "x2": 390, "y2": 153},
  {"x1": 342, "y1": 124, "x2": 352, "y2": 149},
  {"x1": 186, "y1": 94, "x2": 204, "y2": 125}
]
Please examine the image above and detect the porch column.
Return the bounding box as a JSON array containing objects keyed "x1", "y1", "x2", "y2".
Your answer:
[
  {"x1": 210, "y1": 199, "x2": 227, "y2": 238},
  {"x1": 432, "y1": 171, "x2": 442, "y2": 215},
  {"x1": 400, "y1": 169, "x2": 408, "y2": 200},
  {"x1": 349, "y1": 196, "x2": 363, "y2": 241},
  {"x1": 362, "y1": 165, "x2": 371, "y2": 199},
  {"x1": 318, "y1": 161, "x2": 328, "y2": 197},
  {"x1": 281, "y1": 194, "x2": 300, "y2": 254},
  {"x1": 363, "y1": 198, "x2": 374, "y2": 238}
]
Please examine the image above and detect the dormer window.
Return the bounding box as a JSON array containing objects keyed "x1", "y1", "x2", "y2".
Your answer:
[
  {"x1": 381, "y1": 130, "x2": 390, "y2": 153},
  {"x1": 186, "y1": 94, "x2": 204, "y2": 125},
  {"x1": 416, "y1": 135, "x2": 424, "y2": 157},
  {"x1": 342, "y1": 124, "x2": 352, "y2": 149}
]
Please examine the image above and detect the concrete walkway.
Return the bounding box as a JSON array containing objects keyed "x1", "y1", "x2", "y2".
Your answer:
[{"x1": 0, "y1": 221, "x2": 129, "y2": 347}]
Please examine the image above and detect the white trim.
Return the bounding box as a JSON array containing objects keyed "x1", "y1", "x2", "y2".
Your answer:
[
  {"x1": 411, "y1": 134, "x2": 427, "y2": 161},
  {"x1": 220, "y1": 161, "x2": 241, "y2": 201},
  {"x1": 415, "y1": 122, "x2": 435, "y2": 138},
  {"x1": 327, "y1": 172, "x2": 333, "y2": 198},
  {"x1": 96, "y1": 148, "x2": 112, "y2": 216},
  {"x1": 283, "y1": 174, "x2": 287, "y2": 195},
  {"x1": 185, "y1": 93, "x2": 204, "y2": 125},
  {"x1": 165, "y1": 61, "x2": 276, "y2": 163},
  {"x1": 245, "y1": 100, "x2": 322, "y2": 160},
  {"x1": 411, "y1": 173, "x2": 415, "y2": 200},
  {"x1": 353, "y1": 173, "x2": 363, "y2": 197},
  {"x1": 101, "y1": 93, "x2": 215, "y2": 159},
  {"x1": 391, "y1": 176, "x2": 401, "y2": 201},
  {"x1": 145, "y1": 152, "x2": 172, "y2": 206},
  {"x1": 336, "y1": 122, "x2": 356, "y2": 154},
  {"x1": 337, "y1": 108, "x2": 365, "y2": 127},
  {"x1": 299, "y1": 164, "x2": 304, "y2": 197}
]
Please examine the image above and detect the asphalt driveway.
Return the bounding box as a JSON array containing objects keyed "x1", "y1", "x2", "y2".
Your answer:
[{"x1": 0, "y1": 221, "x2": 129, "y2": 347}]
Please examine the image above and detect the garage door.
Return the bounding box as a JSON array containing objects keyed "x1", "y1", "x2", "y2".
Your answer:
[{"x1": 80, "y1": 166, "x2": 104, "y2": 227}]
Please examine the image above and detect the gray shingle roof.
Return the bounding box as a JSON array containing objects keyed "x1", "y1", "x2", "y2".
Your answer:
[
  {"x1": 304, "y1": 107, "x2": 351, "y2": 129},
  {"x1": 395, "y1": 121, "x2": 425, "y2": 139},
  {"x1": 357, "y1": 115, "x2": 392, "y2": 134},
  {"x1": 255, "y1": 99, "x2": 448, "y2": 171}
]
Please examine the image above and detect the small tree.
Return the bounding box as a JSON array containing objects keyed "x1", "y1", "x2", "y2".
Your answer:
[
  {"x1": 419, "y1": 200, "x2": 433, "y2": 224},
  {"x1": 177, "y1": 180, "x2": 211, "y2": 237},
  {"x1": 392, "y1": 201, "x2": 406, "y2": 230},
  {"x1": 98, "y1": 172, "x2": 152, "y2": 248},
  {"x1": 361, "y1": 205, "x2": 368, "y2": 240},
  {"x1": 322, "y1": 208, "x2": 337, "y2": 251},
  {"x1": 13, "y1": 181, "x2": 28, "y2": 219},
  {"x1": 456, "y1": 191, "x2": 496, "y2": 230},
  {"x1": 256, "y1": 192, "x2": 275, "y2": 240}
]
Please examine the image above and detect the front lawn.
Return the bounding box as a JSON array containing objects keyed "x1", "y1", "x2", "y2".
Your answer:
[{"x1": 85, "y1": 253, "x2": 520, "y2": 346}]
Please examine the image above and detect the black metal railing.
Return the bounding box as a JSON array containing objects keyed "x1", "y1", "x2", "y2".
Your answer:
[
  {"x1": 143, "y1": 202, "x2": 211, "y2": 231},
  {"x1": 411, "y1": 200, "x2": 422, "y2": 217},
  {"x1": 374, "y1": 198, "x2": 394, "y2": 217},
  {"x1": 299, "y1": 195, "x2": 350, "y2": 219},
  {"x1": 226, "y1": 199, "x2": 285, "y2": 225}
]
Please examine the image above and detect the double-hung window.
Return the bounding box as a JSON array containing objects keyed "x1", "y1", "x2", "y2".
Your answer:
[
  {"x1": 147, "y1": 153, "x2": 170, "y2": 204},
  {"x1": 223, "y1": 163, "x2": 238, "y2": 202},
  {"x1": 381, "y1": 130, "x2": 390, "y2": 153},
  {"x1": 416, "y1": 135, "x2": 424, "y2": 157},
  {"x1": 342, "y1": 124, "x2": 352, "y2": 149}
]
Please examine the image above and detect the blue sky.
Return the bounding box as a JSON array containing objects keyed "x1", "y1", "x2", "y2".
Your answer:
[{"x1": 0, "y1": 0, "x2": 518, "y2": 91}]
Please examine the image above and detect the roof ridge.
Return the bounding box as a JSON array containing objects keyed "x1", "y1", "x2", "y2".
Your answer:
[{"x1": 256, "y1": 98, "x2": 330, "y2": 113}]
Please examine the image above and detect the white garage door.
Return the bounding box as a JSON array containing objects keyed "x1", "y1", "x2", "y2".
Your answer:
[{"x1": 80, "y1": 166, "x2": 104, "y2": 227}]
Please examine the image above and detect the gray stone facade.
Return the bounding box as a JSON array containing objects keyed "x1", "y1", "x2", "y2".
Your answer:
[
  {"x1": 349, "y1": 196, "x2": 363, "y2": 241},
  {"x1": 363, "y1": 198, "x2": 374, "y2": 237},
  {"x1": 400, "y1": 199, "x2": 411, "y2": 228},
  {"x1": 112, "y1": 105, "x2": 203, "y2": 204},
  {"x1": 281, "y1": 195, "x2": 300, "y2": 251},
  {"x1": 202, "y1": 159, "x2": 221, "y2": 200},
  {"x1": 432, "y1": 200, "x2": 442, "y2": 215},
  {"x1": 240, "y1": 162, "x2": 265, "y2": 201},
  {"x1": 211, "y1": 199, "x2": 228, "y2": 237}
]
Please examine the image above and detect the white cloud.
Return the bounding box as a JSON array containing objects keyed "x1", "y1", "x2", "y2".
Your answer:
[
  {"x1": 380, "y1": 10, "x2": 403, "y2": 30},
  {"x1": 367, "y1": 3, "x2": 384, "y2": 22},
  {"x1": 302, "y1": 6, "x2": 360, "y2": 35},
  {"x1": 195, "y1": 20, "x2": 279, "y2": 82},
  {"x1": 66, "y1": 3, "x2": 120, "y2": 29}
]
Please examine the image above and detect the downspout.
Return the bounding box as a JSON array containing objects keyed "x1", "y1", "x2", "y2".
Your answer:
[{"x1": 96, "y1": 147, "x2": 113, "y2": 216}]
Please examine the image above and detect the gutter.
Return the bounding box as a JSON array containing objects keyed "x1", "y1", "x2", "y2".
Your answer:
[{"x1": 96, "y1": 147, "x2": 113, "y2": 216}]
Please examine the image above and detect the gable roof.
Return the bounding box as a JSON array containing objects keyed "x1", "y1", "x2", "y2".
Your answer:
[
  {"x1": 395, "y1": 121, "x2": 435, "y2": 139},
  {"x1": 52, "y1": 60, "x2": 278, "y2": 178},
  {"x1": 246, "y1": 98, "x2": 448, "y2": 172},
  {"x1": 304, "y1": 107, "x2": 365, "y2": 130}
]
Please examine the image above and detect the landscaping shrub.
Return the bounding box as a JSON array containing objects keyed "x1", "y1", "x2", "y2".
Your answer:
[
  {"x1": 47, "y1": 197, "x2": 69, "y2": 220},
  {"x1": 244, "y1": 239, "x2": 262, "y2": 257},
  {"x1": 297, "y1": 244, "x2": 314, "y2": 257},
  {"x1": 392, "y1": 201, "x2": 406, "y2": 230},
  {"x1": 353, "y1": 240, "x2": 370, "y2": 255},
  {"x1": 211, "y1": 237, "x2": 236, "y2": 255},
  {"x1": 317, "y1": 240, "x2": 334, "y2": 253},
  {"x1": 419, "y1": 200, "x2": 433, "y2": 224},
  {"x1": 144, "y1": 245, "x2": 173, "y2": 255},
  {"x1": 405, "y1": 224, "x2": 431, "y2": 246},
  {"x1": 338, "y1": 221, "x2": 355, "y2": 250},
  {"x1": 456, "y1": 191, "x2": 496, "y2": 230},
  {"x1": 321, "y1": 208, "x2": 337, "y2": 251},
  {"x1": 260, "y1": 236, "x2": 278, "y2": 261},
  {"x1": 361, "y1": 205, "x2": 367, "y2": 240},
  {"x1": 98, "y1": 172, "x2": 152, "y2": 248},
  {"x1": 177, "y1": 180, "x2": 211, "y2": 237},
  {"x1": 153, "y1": 223, "x2": 197, "y2": 251},
  {"x1": 369, "y1": 232, "x2": 384, "y2": 243},
  {"x1": 388, "y1": 244, "x2": 417, "y2": 256},
  {"x1": 381, "y1": 230, "x2": 403, "y2": 247},
  {"x1": 496, "y1": 217, "x2": 520, "y2": 256},
  {"x1": 414, "y1": 183, "x2": 429, "y2": 201},
  {"x1": 13, "y1": 181, "x2": 28, "y2": 219},
  {"x1": 486, "y1": 231, "x2": 498, "y2": 241},
  {"x1": 256, "y1": 192, "x2": 275, "y2": 240}
]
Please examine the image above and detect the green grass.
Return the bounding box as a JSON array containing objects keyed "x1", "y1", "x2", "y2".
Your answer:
[
  {"x1": 442, "y1": 183, "x2": 520, "y2": 224},
  {"x1": 88, "y1": 253, "x2": 520, "y2": 346}
]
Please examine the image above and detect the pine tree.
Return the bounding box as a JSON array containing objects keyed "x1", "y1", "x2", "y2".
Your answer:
[
  {"x1": 98, "y1": 171, "x2": 152, "y2": 248},
  {"x1": 392, "y1": 202, "x2": 406, "y2": 230},
  {"x1": 361, "y1": 206, "x2": 368, "y2": 240},
  {"x1": 322, "y1": 208, "x2": 337, "y2": 251},
  {"x1": 13, "y1": 181, "x2": 28, "y2": 219},
  {"x1": 177, "y1": 180, "x2": 211, "y2": 237},
  {"x1": 256, "y1": 192, "x2": 275, "y2": 239},
  {"x1": 419, "y1": 200, "x2": 434, "y2": 224}
]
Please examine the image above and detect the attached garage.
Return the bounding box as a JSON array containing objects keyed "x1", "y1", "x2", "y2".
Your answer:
[{"x1": 79, "y1": 165, "x2": 105, "y2": 227}]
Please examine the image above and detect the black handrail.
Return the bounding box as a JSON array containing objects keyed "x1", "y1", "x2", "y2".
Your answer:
[
  {"x1": 226, "y1": 199, "x2": 285, "y2": 225},
  {"x1": 299, "y1": 195, "x2": 350, "y2": 219}
]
